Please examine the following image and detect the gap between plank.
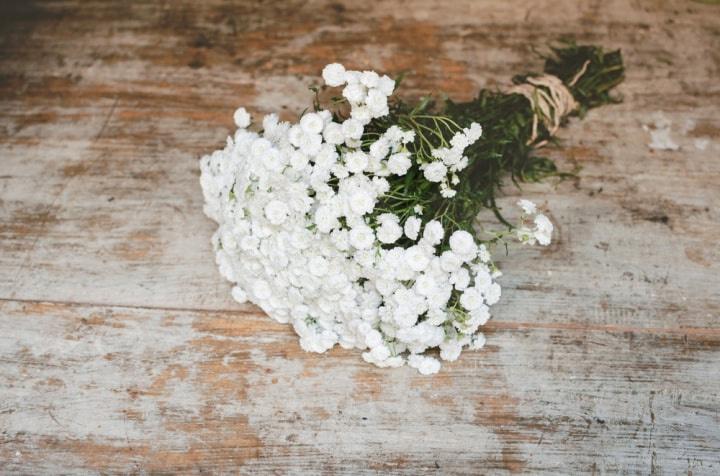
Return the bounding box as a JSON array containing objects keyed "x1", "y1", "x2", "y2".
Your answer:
[{"x1": 0, "y1": 297, "x2": 718, "y2": 337}]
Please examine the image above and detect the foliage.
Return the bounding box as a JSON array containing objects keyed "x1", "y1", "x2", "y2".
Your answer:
[{"x1": 370, "y1": 43, "x2": 625, "y2": 235}]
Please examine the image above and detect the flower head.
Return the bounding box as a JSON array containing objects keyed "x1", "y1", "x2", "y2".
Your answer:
[
  {"x1": 322, "y1": 63, "x2": 346, "y2": 87},
  {"x1": 200, "y1": 63, "x2": 515, "y2": 376},
  {"x1": 233, "y1": 107, "x2": 251, "y2": 129}
]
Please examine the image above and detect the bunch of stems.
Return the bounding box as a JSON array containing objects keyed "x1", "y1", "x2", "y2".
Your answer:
[{"x1": 364, "y1": 42, "x2": 624, "y2": 243}]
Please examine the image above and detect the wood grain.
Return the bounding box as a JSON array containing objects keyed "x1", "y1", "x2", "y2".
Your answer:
[{"x1": 1, "y1": 0, "x2": 719, "y2": 474}]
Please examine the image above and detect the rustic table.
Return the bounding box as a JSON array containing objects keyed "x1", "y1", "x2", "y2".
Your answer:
[{"x1": 1, "y1": 1, "x2": 719, "y2": 474}]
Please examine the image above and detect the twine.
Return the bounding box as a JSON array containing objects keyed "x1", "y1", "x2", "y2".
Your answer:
[
  {"x1": 507, "y1": 60, "x2": 590, "y2": 147},
  {"x1": 568, "y1": 59, "x2": 591, "y2": 87}
]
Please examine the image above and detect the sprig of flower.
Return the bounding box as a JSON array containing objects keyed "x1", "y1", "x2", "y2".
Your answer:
[
  {"x1": 200, "y1": 65, "x2": 553, "y2": 375},
  {"x1": 200, "y1": 43, "x2": 624, "y2": 374}
]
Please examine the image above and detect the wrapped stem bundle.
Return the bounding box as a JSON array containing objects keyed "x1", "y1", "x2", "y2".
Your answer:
[
  {"x1": 200, "y1": 43, "x2": 624, "y2": 374},
  {"x1": 373, "y1": 43, "x2": 625, "y2": 230}
]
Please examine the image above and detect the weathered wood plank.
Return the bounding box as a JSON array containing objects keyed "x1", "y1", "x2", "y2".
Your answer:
[
  {"x1": 0, "y1": 299, "x2": 718, "y2": 474},
  {"x1": 1, "y1": 0, "x2": 718, "y2": 316},
  {"x1": 1, "y1": 0, "x2": 719, "y2": 473}
]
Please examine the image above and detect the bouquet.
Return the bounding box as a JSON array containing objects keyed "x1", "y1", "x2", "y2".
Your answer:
[{"x1": 200, "y1": 44, "x2": 624, "y2": 374}]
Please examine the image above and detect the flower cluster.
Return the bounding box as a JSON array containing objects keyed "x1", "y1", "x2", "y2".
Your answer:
[
  {"x1": 515, "y1": 199, "x2": 554, "y2": 246},
  {"x1": 200, "y1": 64, "x2": 552, "y2": 374},
  {"x1": 423, "y1": 122, "x2": 483, "y2": 198}
]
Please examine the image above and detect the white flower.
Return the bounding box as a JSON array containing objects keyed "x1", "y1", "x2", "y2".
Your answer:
[
  {"x1": 287, "y1": 125, "x2": 304, "y2": 148},
  {"x1": 422, "y1": 220, "x2": 444, "y2": 245},
  {"x1": 371, "y1": 177, "x2": 390, "y2": 195},
  {"x1": 250, "y1": 137, "x2": 272, "y2": 158},
  {"x1": 264, "y1": 200, "x2": 289, "y2": 225},
  {"x1": 315, "y1": 144, "x2": 338, "y2": 168},
  {"x1": 318, "y1": 109, "x2": 332, "y2": 124},
  {"x1": 231, "y1": 286, "x2": 247, "y2": 304},
  {"x1": 450, "y1": 133, "x2": 469, "y2": 150},
  {"x1": 516, "y1": 226, "x2": 535, "y2": 244},
  {"x1": 322, "y1": 63, "x2": 346, "y2": 87},
  {"x1": 377, "y1": 215, "x2": 403, "y2": 244},
  {"x1": 440, "y1": 340, "x2": 462, "y2": 361},
  {"x1": 474, "y1": 269, "x2": 492, "y2": 293},
  {"x1": 364, "y1": 328, "x2": 383, "y2": 348},
  {"x1": 345, "y1": 150, "x2": 369, "y2": 174},
  {"x1": 261, "y1": 113, "x2": 283, "y2": 137},
  {"x1": 449, "y1": 230, "x2": 477, "y2": 258},
  {"x1": 465, "y1": 122, "x2": 483, "y2": 142},
  {"x1": 369, "y1": 138, "x2": 390, "y2": 159},
  {"x1": 404, "y1": 216, "x2": 421, "y2": 240},
  {"x1": 518, "y1": 199, "x2": 537, "y2": 215},
  {"x1": 315, "y1": 205, "x2": 340, "y2": 233},
  {"x1": 440, "y1": 185, "x2": 457, "y2": 198},
  {"x1": 330, "y1": 229, "x2": 350, "y2": 251},
  {"x1": 384, "y1": 126, "x2": 404, "y2": 143},
  {"x1": 349, "y1": 223, "x2": 375, "y2": 250},
  {"x1": 299, "y1": 132, "x2": 322, "y2": 156},
  {"x1": 414, "y1": 273, "x2": 436, "y2": 297},
  {"x1": 343, "y1": 83, "x2": 366, "y2": 103},
  {"x1": 378, "y1": 75, "x2": 396, "y2": 96},
  {"x1": 407, "y1": 354, "x2": 440, "y2": 375},
  {"x1": 423, "y1": 161, "x2": 447, "y2": 182},
  {"x1": 452, "y1": 268, "x2": 470, "y2": 290},
  {"x1": 366, "y1": 88, "x2": 388, "y2": 115},
  {"x1": 422, "y1": 310, "x2": 445, "y2": 327},
  {"x1": 439, "y1": 251, "x2": 462, "y2": 272},
  {"x1": 460, "y1": 286, "x2": 484, "y2": 311},
  {"x1": 308, "y1": 255, "x2": 329, "y2": 276},
  {"x1": 470, "y1": 333, "x2": 486, "y2": 351},
  {"x1": 388, "y1": 152, "x2": 412, "y2": 175},
  {"x1": 516, "y1": 210, "x2": 553, "y2": 246},
  {"x1": 470, "y1": 305, "x2": 490, "y2": 326},
  {"x1": 351, "y1": 105, "x2": 372, "y2": 124},
  {"x1": 342, "y1": 118, "x2": 364, "y2": 140},
  {"x1": 360, "y1": 71, "x2": 379, "y2": 88},
  {"x1": 433, "y1": 147, "x2": 457, "y2": 164},
  {"x1": 405, "y1": 245, "x2": 430, "y2": 272},
  {"x1": 534, "y1": 214, "x2": 553, "y2": 246},
  {"x1": 453, "y1": 157, "x2": 468, "y2": 172},
  {"x1": 344, "y1": 70, "x2": 361, "y2": 83},
  {"x1": 484, "y1": 283, "x2": 501, "y2": 305},
  {"x1": 331, "y1": 163, "x2": 349, "y2": 179},
  {"x1": 290, "y1": 229, "x2": 312, "y2": 249},
  {"x1": 323, "y1": 122, "x2": 345, "y2": 145},
  {"x1": 300, "y1": 112, "x2": 324, "y2": 135},
  {"x1": 477, "y1": 244, "x2": 491, "y2": 263},
  {"x1": 347, "y1": 186, "x2": 375, "y2": 216},
  {"x1": 233, "y1": 107, "x2": 251, "y2": 128}
]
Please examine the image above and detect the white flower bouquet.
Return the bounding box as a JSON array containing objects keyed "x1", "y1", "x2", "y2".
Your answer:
[{"x1": 200, "y1": 44, "x2": 624, "y2": 374}]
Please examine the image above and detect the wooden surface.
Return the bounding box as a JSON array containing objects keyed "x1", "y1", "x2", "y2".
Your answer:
[{"x1": 1, "y1": 1, "x2": 719, "y2": 474}]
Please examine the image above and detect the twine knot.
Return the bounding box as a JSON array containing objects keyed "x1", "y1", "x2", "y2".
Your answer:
[{"x1": 507, "y1": 60, "x2": 590, "y2": 147}]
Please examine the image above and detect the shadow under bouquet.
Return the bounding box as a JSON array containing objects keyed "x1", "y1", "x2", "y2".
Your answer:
[{"x1": 200, "y1": 44, "x2": 624, "y2": 374}]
